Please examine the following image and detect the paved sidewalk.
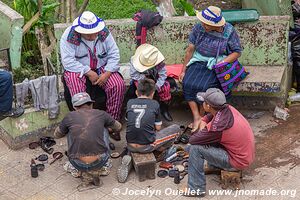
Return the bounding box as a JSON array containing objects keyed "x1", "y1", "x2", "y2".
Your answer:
[{"x1": 0, "y1": 106, "x2": 299, "y2": 200}]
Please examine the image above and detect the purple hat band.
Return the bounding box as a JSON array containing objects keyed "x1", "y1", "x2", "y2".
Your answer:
[
  {"x1": 72, "y1": 14, "x2": 103, "y2": 30},
  {"x1": 201, "y1": 8, "x2": 222, "y2": 24}
]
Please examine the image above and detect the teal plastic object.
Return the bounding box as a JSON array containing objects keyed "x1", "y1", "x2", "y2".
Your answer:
[{"x1": 222, "y1": 9, "x2": 260, "y2": 23}]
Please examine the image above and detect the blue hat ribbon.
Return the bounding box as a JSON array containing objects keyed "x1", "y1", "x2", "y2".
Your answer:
[
  {"x1": 72, "y1": 14, "x2": 103, "y2": 30},
  {"x1": 201, "y1": 8, "x2": 222, "y2": 24}
]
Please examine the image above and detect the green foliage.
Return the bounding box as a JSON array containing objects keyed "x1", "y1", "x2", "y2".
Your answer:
[
  {"x1": 77, "y1": 0, "x2": 156, "y2": 19},
  {"x1": 11, "y1": 0, "x2": 59, "y2": 81},
  {"x1": 173, "y1": 0, "x2": 184, "y2": 16},
  {"x1": 179, "y1": 0, "x2": 195, "y2": 16},
  {"x1": 77, "y1": 0, "x2": 185, "y2": 19},
  {"x1": 13, "y1": 0, "x2": 38, "y2": 22},
  {"x1": 13, "y1": 50, "x2": 44, "y2": 83},
  {"x1": 38, "y1": 2, "x2": 60, "y2": 26}
]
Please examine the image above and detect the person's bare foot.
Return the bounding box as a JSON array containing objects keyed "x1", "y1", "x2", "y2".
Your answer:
[{"x1": 191, "y1": 119, "x2": 201, "y2": 133}]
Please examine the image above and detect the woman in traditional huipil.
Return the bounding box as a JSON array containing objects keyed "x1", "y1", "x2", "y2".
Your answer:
[{"x1": 179, "y1": 6, "x2": 242, "y2": 132}]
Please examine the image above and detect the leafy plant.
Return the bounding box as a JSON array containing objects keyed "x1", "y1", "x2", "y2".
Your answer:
[
  {"x1": 179, "y1": 0, "x2": 195, "y2": 16},
  {"x1": 77, "y1": 0, "x2": 157, "y2": 19},
  {"x1": 11, "y1": 0, "x2": 60, "y2": 80}
]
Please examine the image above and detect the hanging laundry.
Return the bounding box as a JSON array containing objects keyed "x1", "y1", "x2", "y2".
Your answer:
[
  {"x1": 15, "y1": 78, "x2": 29, "y2": 107},
  {"x1": 29, "y1": 75, "x2": 59, "y2": 119}
]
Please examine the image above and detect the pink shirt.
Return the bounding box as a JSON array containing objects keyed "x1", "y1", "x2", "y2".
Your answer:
[{"x1": 206, "y1": 106, "x2": 255, "y2": 169}]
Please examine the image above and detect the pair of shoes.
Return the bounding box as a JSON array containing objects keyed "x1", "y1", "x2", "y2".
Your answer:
[
  {"x1": 77, "y1": 179, "x2": 103, "y2": 192},
  {"x1": 174, "y1": 134, "x2": 189, "y2": 144},
  {"x1": 98, "y1": 167, "x2": 110, "y2": 176},
  {"x1": 160, "y1": 102, "x2": 173, "y2": 121},
  {"x1": 117, "y1": 155, "x2": 132, "y2": 183},
  {"x1": 179, "y1": 187, "x2": 206, "y2": 198},
  {"x1": 98, "y1": 158, "x2": 112, "y2": 176},
  {"x1": 0, "y1": 107, "x2": 24, "y2": 119},
  {"x1": 63, "y1": 161, "x2": 81, "y2": 178}
]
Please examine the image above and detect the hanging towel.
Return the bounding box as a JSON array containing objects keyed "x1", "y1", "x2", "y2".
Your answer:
[{"x1": 29, "y1": 75, "x2": 59, "y2": 119}]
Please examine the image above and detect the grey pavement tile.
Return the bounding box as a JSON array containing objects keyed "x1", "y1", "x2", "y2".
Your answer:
[
  {"x1": 107, "y1": 183, "x2": 141, "y2": 200},
  {"x1": 135, "y1": 195, "x2": 161, "y2": 200},
  {"x1": 150, "y1": 178, "x2": 180, "y2": 200},
  {"x1": 96, "y1": 175, "x2": 123, "y2": 195},
  {"x1": 36, "y1": 162, "x2": 69, "y2": 185},
  {"x1": 98, "y1": 194, "x2": 124, "y2": 200},
  {"x1": 66, "y1": 189, "x2": 106, "y2": 200},
  {"x1": 26, "y1": 187, "x2": 62, "y2": 200},
  {"x1": 0, "y1": 190, "x2": 23, "y2": 200},
  {"x1": 7, "y1": 179, "x2": 46, "y2": 199},
  {"x1": 0, "y1": 141, "x2": 10, "y2": 157},
  {"x1": 128, "y1": 176, "x2": 163, "y2": 190},
  {"x1": 0, "y1": 167, "x2": 27, "y2": 190},
  {"x1": 209, "y1": 194, "x2": 250, "y2": 200},
  {"x1": 47, "y1": 174, "x2": 81, "y2": 198}
]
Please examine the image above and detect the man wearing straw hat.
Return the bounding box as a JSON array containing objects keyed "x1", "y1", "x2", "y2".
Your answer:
[{"x1": 60, "y1": 11, "x2": 125, "y2": 140}]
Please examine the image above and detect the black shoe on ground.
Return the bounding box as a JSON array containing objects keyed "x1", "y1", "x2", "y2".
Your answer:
[{"x1": 0, "y1": 107, "x2": 24, "y2": 120}]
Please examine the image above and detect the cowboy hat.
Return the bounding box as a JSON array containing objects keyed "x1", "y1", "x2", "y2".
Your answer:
[
  {"x1": 72, "y1": 11, "x2": 105, "y2": 34},
  {"x1": 196, "y1": 6, "x2": 225, "y2": 27},
  {"x1": 131, "y1": 44, "x2": 165, "y2": 73}
]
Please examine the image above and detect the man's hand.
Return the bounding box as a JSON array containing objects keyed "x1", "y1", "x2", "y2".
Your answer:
[
  {"x1": 94, "y1": 71, "x2": 111, "y2": 86},
  {"x1": 199, "y1": 120, "x2": 207, "y2": 130},
  {"x1": 86, "y1": 70, "x2": 99, "y2": 84}
]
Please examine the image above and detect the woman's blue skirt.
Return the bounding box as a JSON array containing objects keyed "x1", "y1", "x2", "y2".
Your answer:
[{"x1": 183, "y1": 61, "x2": 221, "y2": 102}]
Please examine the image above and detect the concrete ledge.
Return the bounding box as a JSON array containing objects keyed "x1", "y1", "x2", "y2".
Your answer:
[{"x1": 0, "y1": 102, "x2": 69, "y2": 149}]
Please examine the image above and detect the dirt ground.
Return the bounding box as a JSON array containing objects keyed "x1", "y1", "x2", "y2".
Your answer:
[{"x1": 246, "y1": 104, "x2": 300, "y2": 175}]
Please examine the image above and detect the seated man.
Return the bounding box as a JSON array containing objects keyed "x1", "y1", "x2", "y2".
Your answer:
[
  {"x1": 54, "y1": 92, "x2": 122, "y2": 191},
  {"x1": 117, "y1": 79, "x2": 180, "y2": 182},
  {"x1": 60, "y1": 11, "x2": 125, "y2": 140},
  {"x1": 182, "y1": 88, "x2": 255, "y2": 197},
  {"x1": 129, "y1": 44, "x2": 173, "y2": 121},
  {"x1": 0, "y1": 70, "x2": 24, "y2": 120}
]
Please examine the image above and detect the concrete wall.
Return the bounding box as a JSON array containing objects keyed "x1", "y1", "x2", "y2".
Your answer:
[
  {"x1": 0, "y1": 1, "x2": 23, "y2": 69},
  {"x1": 54, "y1": 16, "x2": 289, "y2": 69}
]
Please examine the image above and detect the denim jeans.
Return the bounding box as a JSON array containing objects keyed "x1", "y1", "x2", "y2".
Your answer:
[
  {"x1": 0, "y1": 71, "x2": 13, "y2": 113},
  {"x1": 188, "y1": 145, "x2": 234, "y2": 192},
  {"x1": 69, "y1": 129, "x2": 111, "y2": 172},
  {"x1": 127, "y1": 124, "x2": 180, "y2": 153}
]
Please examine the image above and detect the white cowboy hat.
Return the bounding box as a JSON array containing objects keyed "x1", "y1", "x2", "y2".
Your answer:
[
  {"x1": 131, "y1": 44, "x2": 165, "y2": 73},
  {"x1": 196, "y1": 6, "x2": 225, "y2": 27},
  {"x1": 72, "y1": 11, "x2": 105, "y2": 34}
]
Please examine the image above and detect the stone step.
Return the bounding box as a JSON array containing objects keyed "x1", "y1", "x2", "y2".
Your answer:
[
  {"x1": 118, "y1": 64, "x2": 285, "y2": 94},
  {"x1": 234, "y1": 66, "x2": 285, "y2": 93}
]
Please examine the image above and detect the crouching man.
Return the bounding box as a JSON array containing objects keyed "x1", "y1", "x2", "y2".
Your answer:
[
  {"x1": 54, "y1": 92, "x2": 122, "y2": 191},
  {"x1": 182, "y1": 88, "x2": 255, "y2": 197}
]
